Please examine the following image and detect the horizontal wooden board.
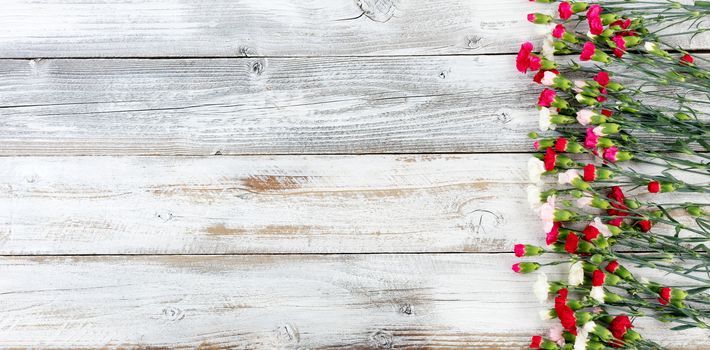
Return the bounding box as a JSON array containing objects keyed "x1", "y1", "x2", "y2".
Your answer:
[
  {"x1": 0, "y1": 254, "x2": 707, "y2": 349},
  {"x1": 1, "y1": 0, "x2": 708, "y2": 58},
  {"x1": 0, "y1": 154, "x2": 705, "y2": 255},
  {"x1": 2, "y1": 56, "x2": 707, "y2": 155}
]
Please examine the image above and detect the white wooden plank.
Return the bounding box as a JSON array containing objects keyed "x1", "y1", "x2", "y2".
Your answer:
[
  {"x1": 0, "y1": 154, "x2": 705, "y2": 255},
  {"x1": 1, "y1": 0, "x2": 708, "y2": 58},
  {"x1": 0, "y1": 254, "x2": 707, "y2": 349},
  {"x1": 1, "y1": 56, "x2": 705, "y2": 155}
]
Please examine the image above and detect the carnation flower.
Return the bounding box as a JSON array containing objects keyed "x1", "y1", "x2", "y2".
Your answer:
[
  {"x1": 540, "y1": 70, "x2": 557, "y2": 86},
  {"x1": 586, "y1": 5, "x2": 604, "y2": 35},
  {"x1": 549, "y1": 324, "x2": 565, "y2": 346},
  {"x1": 609, "y1": 315, "x2": 633, "y2": 340},
  {"x1": 568, "y1": 261, "x2": 585, "y2": 286},
  {"x1": 552, "y1": 24, "x2": 567, "y2": 38},
  {"x1": 530, "y1": 335, "x2": 542, "y2": 349},
  {"x1": 590, "y1": 217, "x2": 612, "y2": 237},
  {"x1": 584, "y1": 128, "x2": 599, "y2": 148},
  {"x1": 558, "y1": 169, "x2": 579, "y2": 184},
  {"x1": 658, "y1": 287, "x2": 672, "y2": 305},
  {"x1": 574, "y1": 328, "x2": 589, "y2": 350},
  {"x1": 580, "y1": 42, "x2": 596, "y2": 61},
  {"x1": 527, "y1": 186, "x2": 542, "y2": 211},
  {"x1": 538, "y1": 88, "x2": 557, "y2": 107},
  {"x1": 546, "y1": 222, "x2": 561, "y2": 245},
  {"x1": 603, "y1": 146, "x2": 619, "y2": 162},
  {"x1": 539, "y1": 107, "x2": 555, "y2": 131},
  {"x1": 576, "y1": 109, "x2": 594, "y2": 125},
  {"x1": 542, "y1": 36, "x2": 555, "y2": 60},
  {"x1": 540, "y1": 195, "x2": 556, "y2": 232},
  {"x1": 533, "y1": 272, "x2": 550, "y2": 302},
  {"x1": 648, "y1": 181, "x2": 660, "y2": 193},
  {"x1": 680, "y1": 54, "x2": 694, "y2": 65},
  {"x1": 543, "y1": 148, "x2": 557, "y2": 171},
  {"x1": 558, "y1": 2, "x2": 573, "y2": 19},
  {"x1": 565, "y1": 233, "x2": 579, "y2": 253},
  {"x1": 613, "y1": 35, "x2": 627, "y2": 58},
  {"x1": 517, "y1": 42, "x2": 542, "y2": 73},
  {"x1": 593, "y1": 72, "x2": 610, "y2": 86},
  {"x1": 527, "y1": 158, "x2": 546, "y2": 184}
]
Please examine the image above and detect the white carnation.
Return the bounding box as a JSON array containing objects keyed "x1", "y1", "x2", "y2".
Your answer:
[
  {"x1": 574, "y1": 328, "x2": 589, "y2": 350},
  {"x1": 558, "y1": 169, "x2": 579, "y2": 185},
  {"x1": 644, "y1": 42, "x2": 657, "y2": 52},
  {"x1": 541, "y1": 71, "x2": 557, "y2": 86},
  {"x1": 539, "y1": 107, "x2": 555, "y2": 131},
  {"x1": 576, "y1": 109, "x2": 594, "y2": 125},
  {"x1": 590, "y1": 286, "x2": 605, "y2": 303},
  {"x1": 590, "y1": 217, "x2": 612, "y2": 237},
  {"x1": 527, "y1": 185, "x2": 542, "y2": 209},
  {"x1": 533, "y1": 272, "x2": 550, "y2": 302},
  {"x1": 527, "y1": 157, "x2": 546, "y2": 184},
  {"x1": 568, "y1": 261, "x2": 585, "y2": 286},
  {"x1": 542, "y1": 36, "x2": 555, "y2": 60}
]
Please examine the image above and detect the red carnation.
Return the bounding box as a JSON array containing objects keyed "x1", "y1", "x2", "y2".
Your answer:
[
  {"x1": 637, "y1": 220, "x2": 652, "y2": 232},
  {"x1": 514, "y1": 244, "x2": 525, "y2": 257},
  {"x1": 546, "y1": 222, "x2": 561, "y2": 245},
  {"x1": 658, "y1": 287, "x2": 672, "y2": 305},
  {"x1": 552, "y1": 24, "x2": 567, "y2": 39},
  {"x1": 564, "y1": 233, "x2": 579, "y2": 253},
  {"x1": 607, "y1": 186, "x2": 628, "y2": 216},
  {"x1": 558, "y1": 2, "x2": 573, "y2": 20},
  {"x1": 517, "y1": 42, "x2": 542, "y2": 73},
  {"x1": 680, "y1": 54, "x2": 694, "y2": 65},
  {"x1": 544, "y1": 148, "x2": 557, "y2": 171},
  {"x1": 608, "y1": 218, "x2": 624, "y2": 227},
  {"x1": 538, "y1": 88, "x2": 557, "y2": 107},
  {"x1": 555, "y1": 137, "x2": 569, "y2": 152},
  {"x1": 555, "y1": 301, "x2": 578, "y2": 335},
  {"x1": 583, "y1": 225, "x2": 600, "y2": 241},
  {"x1": 584, "y1": 128, "x2": 599, "y2": 149},
  {"x1": 601, "y1": 109, "x2": 613, "y2": 117},
  {"x1": 609, "y1": 315, "x2": 633, "y2": 339},
  {"x1": 606, "y1": 260, "x2": 620, "y2": 273},
  {"x1": 530, "y1": 335, "x2": 542, "y2": 349},
  {"x1": 587, "y1": 5, "x2": 604, "y2": 35},
  {"x1": 583, "y1": 164, "x2": 596, "y2": 182},
  {"x1": 580, "y1": 42, "x2": 596, "y2": 61},
  {"x1": 610, "y1": 19, "x2": 631, "y2": 29},
  {"x1": 592, "y1": 269, "x2": 606, "y2": 286},
  {"x1": 648, "y1": 181, "x2": 660, "y2": 193},
  {"x1": 594, "y1": 71, "x2": 610, "y2": 86},
  {"x1": 613, "y1": 35, "x2": 627, "y2": 58}
]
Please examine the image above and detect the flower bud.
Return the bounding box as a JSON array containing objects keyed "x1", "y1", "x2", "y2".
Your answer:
[
  {"x1": 605, "y1": 273, "x2": 621, "y2": 286},
  {"x1": 512, "y1": 262, "x2": 540, "y2": 274},
  {"x1": 571, "y1": 2, "x2": 588, "y2": 12},
  {"x1": 514, "y1": 244, "x2": 544, "y2": 257},
  {"x1": 591, "y1": 197, "x2": 610, "y2": 209},
  {"x1": 674, "y1": 112, "x2": 693, "y2": 121},
  {"x1": 575, "y1": 311, "x2": 593, "y2": 324},
  {"x1": 686, "y1": 205, "x2": 704, "y2": 217},
  {"x1": 624, "y1": 198, "x2": 641, "y2": 209},
  {"x1": 590, "y1": 323, "x2": 614, "y2": 341},
  {"x1": 599, "y1": 123, "x2": 620, "y2": 134},
  {"x1": 660, "y1": 183, "x2": 677, "y2": 193},
  {"x1": 604, "y1": 292, "x2": 624, "y2": 303},
  {"x1": 554, "y1": 210, "x2": 575, "y2": 222},
  {"x1": 528, "y1": 13, "x2": 553, "y2": 24},
  {"x1": 624, "y1": 329, "x2": 642, "y2": 342}
]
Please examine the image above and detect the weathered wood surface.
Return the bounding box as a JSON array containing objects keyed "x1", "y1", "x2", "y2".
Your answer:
[
  {"x1": 1, "y1": 0, "x2": 708, "y2": 58},
  {"x1": 0, "y1": 254, "x2": 707, "y2": 349},
  {"x1": 1, "y1": 154, "x2": 705, "y2": 255},
  {"x1": 2, "y1": 56, "x2": 707, "y2": 155}
]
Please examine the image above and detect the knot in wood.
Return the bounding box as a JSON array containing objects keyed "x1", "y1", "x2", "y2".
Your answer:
[{"x1": 355, "y1": 0, "x2": 398, "y2": 22}]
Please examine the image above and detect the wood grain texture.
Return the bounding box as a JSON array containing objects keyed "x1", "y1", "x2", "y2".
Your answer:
[
  {"x1": 0, "y1": 254, "x2": 708, "y2": 349},
  {"x1": 1, "y1": 154, "x2": 705, "y2": 255},
  {"x1": 1, "y1": 0, "x2": 708, "y2": 58},
  {"x1": 2, "y1": 56, "x2": 707, "y2": 155}
]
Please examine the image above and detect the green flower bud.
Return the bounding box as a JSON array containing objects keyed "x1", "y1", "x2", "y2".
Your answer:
[
  {"x1": 596, "y1": 168, "x2": 613, "y2": 180},
  {"x1": 572, "y1": 2, "x2": 588, "y2": 12},
  {"x1": 576, "y1": 312, "x2": 593, "y2": 325},
  {"x1": 587, "y1": 342, "x2": 604, "y2": 350},
  {"x1": 605, "y1": 273, "x2": 621, "y2": 286},
  {"x1": 567, "y1": 300, "x2": 584, "y2": 310},
  {"x1": 624, "y1": 329, "x2": 642, "y2": 342},
  {"x1": 615, "y1": 151, "x2": 633, "y2": 161},
  {"x1": 660, "y1": 183, "x2": 677, "y2": 193},
  {"x1": 597, "y1": 137, "x2": 613, "y2": 148},
  {"x1": 624, "y1": 198, "x2": 641, "y2": 209},
  {"x1": 541, "y1": 58, "x2": 557, "y2": 70},
  {"x1": 536, "y1": 138, "x2": 555, "y2": 150},
  {"x1": 600, "y1": 13, "x2": 619, "y2": 25},
  {"x1": 605, "y1": 292, "x2": 624, "y2": 303},
  {"x1": 686, "y1": 205, "x2": 704, "y2": 217},
  {"x1": 591, "y1": 324, "x2": 614, "y2": 342},
  {"x1": 600, "y1": 123, "x2": 620, "y2": 134},
  {"x1": 528, "y1": 132, "x2": 539, "y2": 139},
  {"x1": 554, "y1": 210, "x2": 576, "y2": 222},
  {"x1": 591, "y1": 197, "x2": 610, "y2": 209},
  {"x1": 590, "y1": 254, "x2": 604, "y2": 265},
  {"x1": 512, "y1": 262, "x2": 540, "y2": 274},
  {"x1": 571, "y1": 177, "x2": 591, "y2": 191},
  {"x1": 528, "y1": 13, "x2": 553, "y2": 24},
  {"x1": 541, "y1": 340, "x2": 561, "y2": 350},
  {"x1": 674, "y1": 112, "x2": 693, "y2": 121},
  {"x1": 576, "y1": 94, "x2": 598, "y2": 106}
]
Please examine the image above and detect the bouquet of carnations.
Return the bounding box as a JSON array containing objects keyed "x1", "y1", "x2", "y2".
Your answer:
[{"x1": 513, "y1": 1, "x2": 709, "y2": 349}]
